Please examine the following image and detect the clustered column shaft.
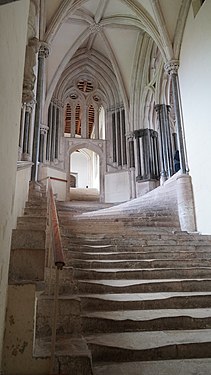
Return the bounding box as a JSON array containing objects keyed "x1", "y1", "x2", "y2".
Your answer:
[
  {"x1": 155, "y1": 104, "x2": 174, "y2": 179},
  {"x1": 111, "y1": 108, "x2": 127, "y2": 168},
  {"x1": 31, "y1": 43, "x2": 49, "y2": 181},
  {"x1": 164, "y1": 60, "x2": 189, "y2": 174}
]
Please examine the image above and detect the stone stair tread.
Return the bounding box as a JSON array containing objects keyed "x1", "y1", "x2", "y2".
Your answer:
[
  {"x1": 68, "y1": 250, "x2": 211, "y2": 260},
  {"x1": 80, "y1": 291, "x2": 211, "y2": 301},
  {"x1": 86, "y1": 329, "x2": 211, "y2": 351},
  {"x1": 34, "y1": 335, "x2": 91, "y2": 358},
  {"x1": 69, "y1": 245, "x2": 211, "y2": 252},
  {"x1": 78, "y1": 278, "x2": 211, "y2": 287},
  {"x1": 82, "y1": 308, "x2": 211, "y2": 320},
  {"x1": 75, "y1": 266, "x2": 211, "y2": 272},
  {"x1": 72, "y1": 259, "x2": 211, "y2": 268},
  {"x1": 93, "y1": 358, "x2": 211, "y2": 375},
  {"x1": 73, "y1": 258, "x2": 209, "y2": 263}
]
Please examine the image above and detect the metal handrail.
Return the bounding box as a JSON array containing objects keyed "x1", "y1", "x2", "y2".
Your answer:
[
  {"x1": 48, "y1": 179, "x2": 65, "y2": 269},
  {"x1": 39, "y1": 176, "x2": 67, "y2": 184},
  {"x1": 47, "y1": 178, "x2": 65, "y2": 374}
]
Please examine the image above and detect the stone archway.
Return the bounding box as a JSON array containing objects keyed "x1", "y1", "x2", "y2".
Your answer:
[{"x1": 65, "y1": 138, "x2": 106, "y2": 202}]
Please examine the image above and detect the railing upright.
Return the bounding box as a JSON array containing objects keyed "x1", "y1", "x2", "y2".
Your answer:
[{"x1": 47, "y1": 178, "x2": 65, "y2": 374}]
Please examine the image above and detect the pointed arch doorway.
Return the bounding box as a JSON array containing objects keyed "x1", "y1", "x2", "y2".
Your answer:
[
  {"x1": 65, "y1": 140, "x2": 106, "y2": 202},
  {"x1": 70, "y1": 148, "x2": 100, "y2": 201}
]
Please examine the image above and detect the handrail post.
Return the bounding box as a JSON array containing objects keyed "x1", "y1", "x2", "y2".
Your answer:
[
  {"x1": 46, "y1": 178, "x2": 65, "y2": 374},
  {"x1": 49, "y1": 266, "x2": 60, "y2": 374}
]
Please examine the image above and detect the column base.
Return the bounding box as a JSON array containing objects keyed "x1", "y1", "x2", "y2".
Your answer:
[
  {"x1": 176, "y1": 174, "x2": 197, "y2": 232},
  {"x1": 136, "y1": 179, "x2": 160, "y2": 197}
]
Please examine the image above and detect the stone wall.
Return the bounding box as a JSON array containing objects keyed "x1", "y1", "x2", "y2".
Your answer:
[{"x1": 0, "y1": 0, "x2": 29, "y2": 365}]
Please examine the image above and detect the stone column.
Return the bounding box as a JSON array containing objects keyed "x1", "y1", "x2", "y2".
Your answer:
[
  {"x1": 155, "y1": 104, "x2": 167, "y2": 183},
  {"x1": 94, "y1": 106, "x2": 99, "y2": 139},
  {"x1": 112, "y1": 111, "x2": 117, "y2": 164},
  {"x1": 22, "y1": 102, "x2": 32, "y2": 160},
  {"x1": 27, "y1": 99, "x2": 36, "y2": 161},
  {"x1": 39, "y1": 125, "x2": 48, "y2": 163},
  {"x1": 155, "y1": 104, "x2": 173, "y2": 180},
  {"x1": 31, "y1": 43, "x2": 49, "y2": 181},
  {"x1": 163, "y1": 104, "x2": 174, "y2": 176},
  {"x1": 164, "y1": 60, "x2": 189, "y2": 174},
  {"x1": 46, "y1": 102, "x2": 53, "y2": 162},
  {"x1": 55, "y1": 106, "x2": 60, "y2": 159},
  {"x1": 127, "y1": 132, "x2": 136, "y2": 199},
  {"x1": 18, "y1": 103, "x2": 26, "y2": 160},
  {"x1": 81, "y1": 104, "x2": 86, "y2": 138},
  {"x1": 39, "y1": 126, "x2": 45, "y2": 163},
  {"x1": 71, "y1": 105, "x2": 76, "y2": 137},
  {"x1": 121, "y1": 109, "x2": 127, "y2": 166},
  {"x1": 116, "y1": 110, "x2": 122, "y2": 167},
  {"x1": 51, "y1": 103, "x2": 57, "y2": 161}
]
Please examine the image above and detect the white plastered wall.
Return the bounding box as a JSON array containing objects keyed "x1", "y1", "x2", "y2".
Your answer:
[
  {"x1": 179, "y1": 0, "x2": 211, "y2": 234},
  {"x1": 0, "y1": 0, "x2": 29, "y2": 364},
  {"x1": 39, "y1": 165, "x2": 67, "y2": 201},
  {"x1": 12, "y1": 165, "x2": 32, "y2": 229},
  {"x1": 105, "y1": 170, "x2": 130, "y2": 203}
]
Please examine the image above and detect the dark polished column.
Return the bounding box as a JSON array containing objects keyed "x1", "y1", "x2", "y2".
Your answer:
[
  {"x1": 155, "y1": 104, "x2": 167, "y2": 180},
  {"x1": 164, "y1": 60, "x2": 189, "y2": 174},
  {"x1": 23, "y1": 105, "x2": 31, "y2": 155},
  {"x1": 116, "y1": 110, "x2": 122, "y2": 166},
  {"x1": 155, "y1": 104, "x2": 174, "y2": 179},
  {"x1": 121, "y1": 109, "x2": 127, "y2": 166},
  {"x1": 128, "y1": 133, "x2": 135, "y2": 168},
  {"x1": 112, "y1": 112, "x2": 117, "y2": 164},
  {"x1": 46, "y1": 102, "x2": 53, "y2": 162},
  {"x1": 39, "y1": 126, "x2": 46, "y2": 163},
  {"x1": 127, "y1": 132, "x2": 136, "y2": 199},
  {"x1": 163, "y1": 104, "x2": 174, "y2": 176},
  {"x1": 31, "y1": 43, "x2": 49, "y2": 181}
]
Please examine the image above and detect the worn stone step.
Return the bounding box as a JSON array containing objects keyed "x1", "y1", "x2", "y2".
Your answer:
[
  {"x1": 60, "y1": 227, "x2": 211, "y2": 241},
  {"x1": 66, "y1": 250, "x2": 211, "y2": 261},
  {"x1": 63, "y1": 237, "x2": 211, "y2": 249},
  {"x1": 24, "y1": 207, "x2": 47, "y2": 217},
  {"x1": 17, "y1": 216, "x2": 47, "y2": 230},
  {"x1": 82, "y1": 308, "x2": 211, "y2": 333},
  {"x1": 93, "y1": 358, "x2": 211, "y2": 375},
  {"x1": 64, "y1": 244, "x2": 211, "y2": 253},
  {"x1": 86, "y1": 329, "x2": 211, "y2": 362},
  {"x1": 36, "y1": 296, "x2": 81, "y2": 338},
  {"x1": 9, "y1": 248, "x2": 45, "y2": 282},
  {"x1": 80, "y1": 292, "x2": 211, "y2": 311},
  {"x1": 71, "y1": 259, "x2": 211, "y2": 269},
  {"x1": 34, "y1": 336, "x2": 92, "y2": 374},
  {"x1": 25, "y1": 200, "x2": 47, "y2": 208},
  {"x1": 11, "y1": 229, "x2": 45, "y2": 249},
  {"x1": 74, "y1": 267, "x2": 211, "y2": 280},
  {"x1": 77, "y1": 278, "x2": 211, "y2": 294}
]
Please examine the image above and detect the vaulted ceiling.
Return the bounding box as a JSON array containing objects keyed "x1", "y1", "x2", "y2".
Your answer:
[{"x1": 43, "y1": 0, "x2": 191, "y2": 116}]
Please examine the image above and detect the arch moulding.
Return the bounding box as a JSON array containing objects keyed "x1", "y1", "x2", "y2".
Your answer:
[{"x1": 65, "y1": 138, "x2": 106, "y2": 202}]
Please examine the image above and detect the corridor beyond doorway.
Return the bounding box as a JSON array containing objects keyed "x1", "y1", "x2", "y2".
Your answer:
[{"x1": 70, "y1": 187, "x2": 100, "y2": 201}]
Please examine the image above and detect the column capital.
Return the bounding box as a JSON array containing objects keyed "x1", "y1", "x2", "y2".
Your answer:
[
  {"x1": 25, "y1": 99, "x2": 36, "y2": 112},
  {"x1": 155, "y1": 104, "x2": 171, "y2": 113},
  {"x1": 126, "y1": 132, "x2": 134, "y2": 141},
  {"x1": 52, "y1": 97, "x2": 63, "y2": 107},
  {"x1": 39, "y1": 42, "x2": 51, "y2": 59},
  {"x1": 164, "y1": 60, "x2": 179, "y2": 75},
  {"x1": 40, "y1": 124, "x2": 48, "y2": 135},
  {"x1": 155, "y1": 104, "x2": 162, "y2": 113}
]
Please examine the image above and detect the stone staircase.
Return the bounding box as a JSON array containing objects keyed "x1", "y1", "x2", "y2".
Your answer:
[
  {"x1": 3, "y1": 182, "x2": 211, "y2": 374},
  {"x1": 53, "y1": 200, "x2": 211, "y2": 374}
]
